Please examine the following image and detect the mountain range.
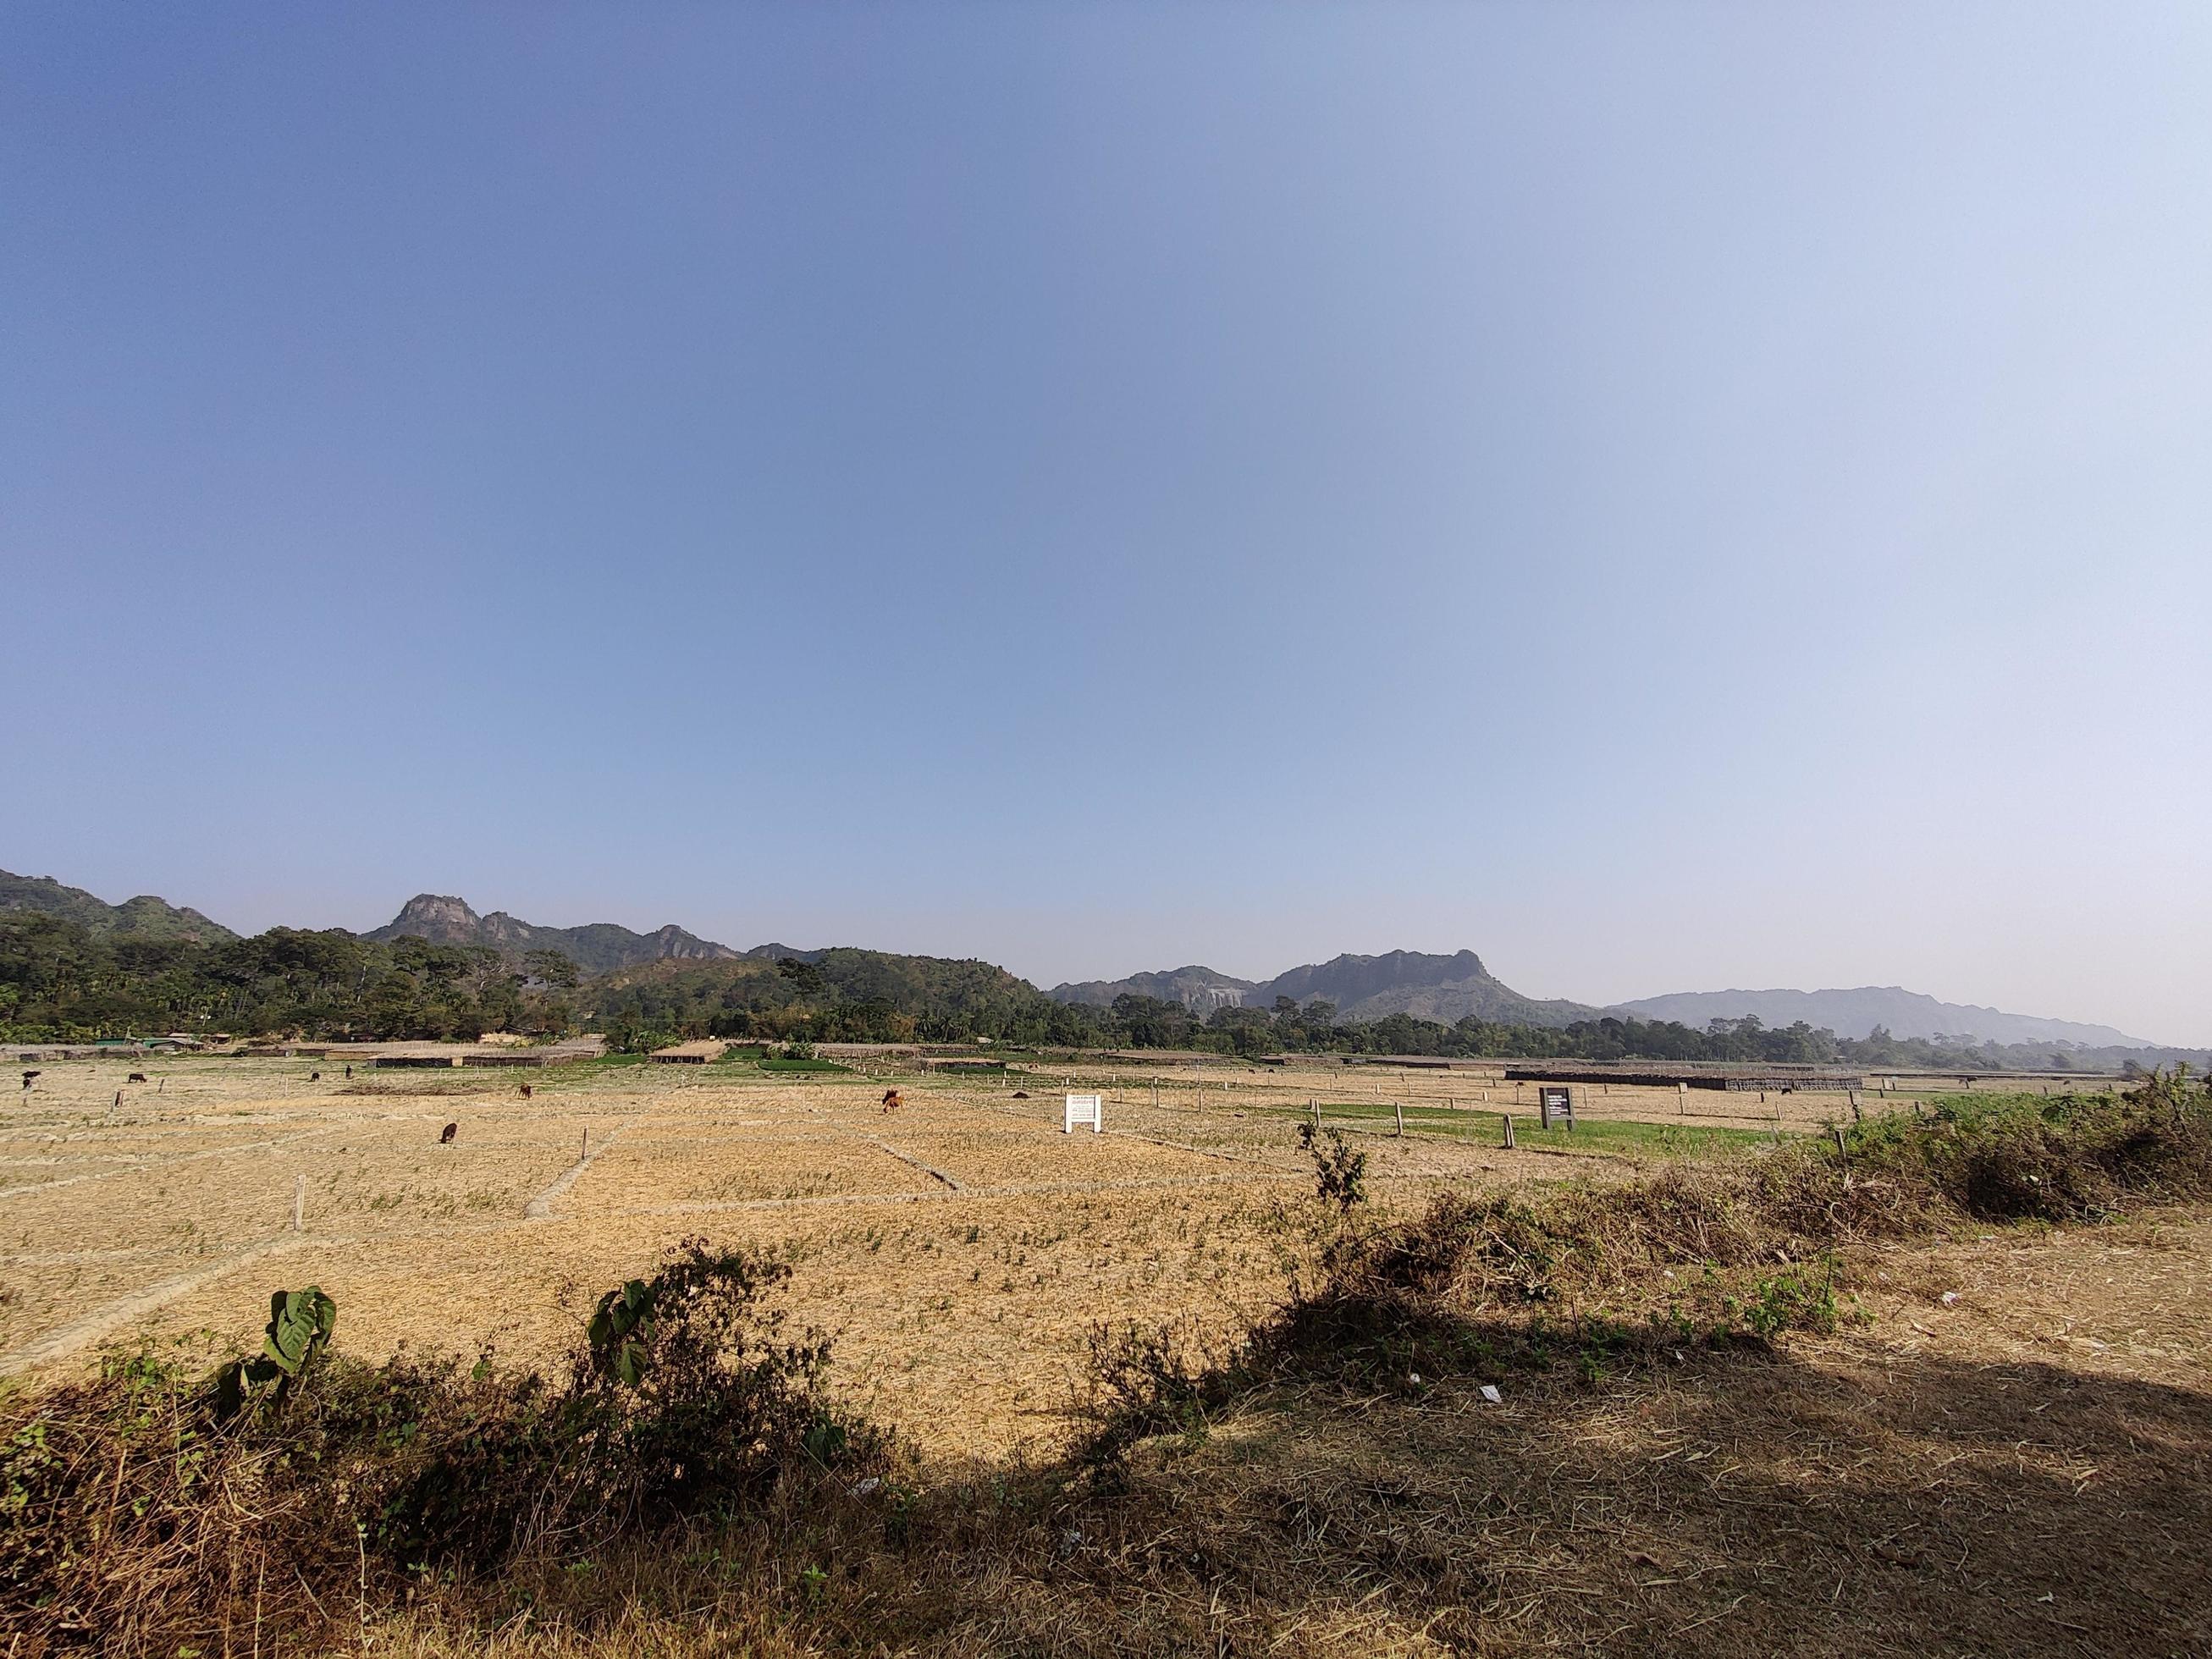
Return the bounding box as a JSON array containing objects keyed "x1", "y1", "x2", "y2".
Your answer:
[
  {"x1": 0, "y1": 870, "x2": 237, "y2": 944},
  {"x1": 1050, "y1": 951, "x2": 1602, "y2": 1029},
  {"x1": 1608, "y1": 986, "x2": 2145, "y2": 1049},
  {"x1": 1054, "y1": 954, "x2": 2155, "y2": 1047},
  {"x1": 362, "y1": 894, "x2": 741, "y2": 977},
  {"x1": 0, "y1": 868, "x2": 2167, "y2": 1047}
]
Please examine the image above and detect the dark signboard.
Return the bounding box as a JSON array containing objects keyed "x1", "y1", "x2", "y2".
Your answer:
[{"x1": 1538, "y1": 1085, "x2": 1575, "y2": 1130}]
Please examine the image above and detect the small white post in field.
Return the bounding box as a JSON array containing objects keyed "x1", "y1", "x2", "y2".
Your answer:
[
  {"x1": 292, "y1": 1172, "x2": 306, "y2": 1233},
  {"x1": 1393, "y1": 1100, "x2": 1404, "y2": 1137},
  {"x1": 1063, "y1": 1093, "x2": 1102, "y2": 1134}
]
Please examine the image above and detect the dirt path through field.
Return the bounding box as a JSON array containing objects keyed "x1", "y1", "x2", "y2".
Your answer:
[{"x1": 523, "y1": 1112, "x2": 645, "y2": 1218}]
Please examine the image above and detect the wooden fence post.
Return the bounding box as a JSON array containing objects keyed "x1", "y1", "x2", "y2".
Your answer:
[
  {"x1": 1394, "y1": 1100, "x2": 1404, "y2": 1137},
  {"x1": 292, "y1": 1172, "x2": 306, "y2": 1233},
  {"x1": 1501, "y1": 1114, "x2": 1514, "y2": 1149}
]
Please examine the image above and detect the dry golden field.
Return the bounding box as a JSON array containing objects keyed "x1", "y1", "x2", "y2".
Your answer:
[
  {"x1": 0, "y1": 1051, "x2": 1906, "y2": 1458},
  {"x1": 10, "y1": 1052, "x2": 2212, "y2": 1655}
]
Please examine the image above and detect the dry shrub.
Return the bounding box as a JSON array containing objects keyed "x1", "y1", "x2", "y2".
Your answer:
[
  {"x1": 1089, "y1": 1078, "x2": 2212, "y2": 1438},
  {"x1": 0, "y1": 1240, "x2": 883, "y2": 1655},
  {"x1": 1843, "y1": 1071, "x2": 2212, "y2": 1223}
]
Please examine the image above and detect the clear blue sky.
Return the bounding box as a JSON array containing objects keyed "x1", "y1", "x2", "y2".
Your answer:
[{"x1": 6, "y1": 5, "x2": 2208, "y2": 1042}]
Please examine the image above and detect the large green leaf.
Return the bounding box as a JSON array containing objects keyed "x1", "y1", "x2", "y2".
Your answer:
[
  {"x1": 262, "y1": 1286, "x2": 338, "y2": 1377},
  {"x1": 587, "y1": 1279, "x2": 656, "y2": 1386}
]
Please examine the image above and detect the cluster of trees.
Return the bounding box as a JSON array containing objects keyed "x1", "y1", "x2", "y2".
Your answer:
[
  {"x1": 1103, "y1": 994, "x2": 2204, "y2": 1073},
  {"x1": 0, "y1": 915, "x2": 581, "y2": 1042},
  {"x1": 589, "y1": 953, "x2": 1101, "y2": 1053},
  {"x1": 5, "y1": 911, "x2": 2198, "y2": 1074}
]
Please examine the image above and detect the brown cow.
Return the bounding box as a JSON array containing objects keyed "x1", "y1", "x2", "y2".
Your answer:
[{"x1": 880, "y1": 1089, "x2": 904, "y2": 1114}]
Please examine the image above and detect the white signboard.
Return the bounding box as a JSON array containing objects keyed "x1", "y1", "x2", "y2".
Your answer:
[{"x1": 1063, "y1": 1092, "x2": 1102, "y2": 1133}]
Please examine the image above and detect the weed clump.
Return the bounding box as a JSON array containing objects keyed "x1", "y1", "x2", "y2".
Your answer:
[
  {"x1": 0, "y1": 1239, "x2": 880, "y2": 1654},
  {"x1": 1084, "y1": 1076, "x2": 2212, "y2": 1455},
  {"x1": 1841, "y1": 1071, "x2": 2212, "y2": 1222},
  {"x1": 1298, "y1": 1122, "x2": 1369, "y2": 1215}
]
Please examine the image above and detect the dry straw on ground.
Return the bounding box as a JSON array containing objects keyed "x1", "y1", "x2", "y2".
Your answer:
[{"x1": 2, "y1": 1058, "x2": 2206, "y2": 1654}]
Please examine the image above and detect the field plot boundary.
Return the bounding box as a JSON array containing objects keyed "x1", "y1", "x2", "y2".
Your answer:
[
  {"x1": 523, "y1": 1113, "x2": 644, "y2": 1218},
  {"x1": 0, "y1": 1232, "x2": 345, "y2": 1375},
  {"x1": 598, "y1": 1166, "x2": 1293, "y2": 1220},
  {"x1": 935, "y1": 1089, "x2": 1287, "y2": 1169},
  {"x1": 0, "y1": 1127, "x2": 334, "y2": 1203},
  {"x1": 871, "y1": 1139, "x2": 964, "y2": 1189}
]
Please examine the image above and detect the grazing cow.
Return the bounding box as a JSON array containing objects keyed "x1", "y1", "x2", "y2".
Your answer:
[
  {"x1": 520, "y1": 1083, "x2": 533, "y2": 1099},
  {"x1": 439, "y1": 1122, "x2": 458, "y2": 1144},
  {"x1": 345, "y1": 1066, "x2": 353, "y2": 1078},
  {"x1": 309, "y1": 1071, "x2": 321, "y2": 1082},
  {"x1": 19, "y1": 1072, "x2": 36, "y2": 1092},
  {"x1": 128, "y1": 1072, "x2": 147, "y2": 1083},
  {"x1": 880, "y1": 1089, "x2": 903, "y2": 1113}
]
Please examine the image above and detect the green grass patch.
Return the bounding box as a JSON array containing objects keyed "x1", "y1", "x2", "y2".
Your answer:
[
  {"x1": 1263, "y1": 1100, "x2": 1776, "y2": 1156},
  {"x1": 521, "y1": 1053, "x2": 654, "y2": 1088}
]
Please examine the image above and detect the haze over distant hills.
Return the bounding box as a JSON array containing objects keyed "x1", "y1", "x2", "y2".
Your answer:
[
  {"x1": 1051, "y1": 951, "x2": 1603, "y2": 1028},
  {"x1": 1610, "y1": 987, "x2": 2152, "y2": 1049},
  {"x1": 0, "y1": 869, "x2": 237, "y2": 944},
  {"x1": 1, "y1": 868, "x2": 2174, "y2": 1048},
  {"x1": 364, "y1": 894, "x2": 740, "y2": 977},
  {"x1": 1056, "y1": 951, "x2": 2164, "y2": 1048}
]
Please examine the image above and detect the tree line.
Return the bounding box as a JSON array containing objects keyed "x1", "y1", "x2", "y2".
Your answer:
[{"x1": 3, "y1": 911, "x2": 2196, "y2": 1073}]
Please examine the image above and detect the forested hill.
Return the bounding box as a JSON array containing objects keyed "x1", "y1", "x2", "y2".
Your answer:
[
  {"x1": 2, "y1": 901, "x2": 2203, "y2": 1075},
  {"x1": 364, "y1": 894, "x2": 737, "y2": 976},
  {"x1": 0, "y1": 869, "x2": 236, "y2": 944},
  {"x1": 1050, "y1": 967, "x2": 1258, "y2": 1013},
  {"x1": 584, "y1": 951, "x2": 1092, "y2": 1046},
  {"x1": 1264, "y1": 951, "x2": 1603, "y2": 1026},
  {"x1": 1052, "y1": 949, "x2": 1603, "y2": 1028}
]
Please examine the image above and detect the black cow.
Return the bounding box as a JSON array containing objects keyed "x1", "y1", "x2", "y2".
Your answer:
[{"x1": 439, "y1": 1122, "x2": 458, "y2": 1145}]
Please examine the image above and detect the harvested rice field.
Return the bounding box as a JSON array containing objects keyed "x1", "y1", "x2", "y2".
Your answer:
[{"x1": 0, "y1": 1052, "x2": 1909, "y2": 1458}]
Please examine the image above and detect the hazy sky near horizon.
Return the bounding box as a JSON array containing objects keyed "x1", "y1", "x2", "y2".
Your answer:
[{"x1": 5, "y1": 5, "x2": 2209, "y2": 1042}]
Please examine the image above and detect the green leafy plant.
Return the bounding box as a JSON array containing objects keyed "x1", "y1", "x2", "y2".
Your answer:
[
  {"x1": 214, "y1": 1286, "x2": 336, "y2": 1416},
  {"x1": 1730, "y1": 1260, "x2": 1840, "y2": 1339},
  {"x1": 587, "y1": 1279, "x2": 657, "y2": 1387}
]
